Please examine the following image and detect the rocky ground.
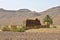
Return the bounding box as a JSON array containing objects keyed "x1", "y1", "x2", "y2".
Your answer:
[{"x1": 0, "y1": 32, "x2": 60, "y2": 40}]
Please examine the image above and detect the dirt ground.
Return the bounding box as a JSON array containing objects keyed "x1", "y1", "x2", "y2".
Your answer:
[
  {"x1": 26, "y1": 28, "x2": 60, "y2": 33},
  {"x1": 0, "y1": 32, "x2": 60, "y2": 40}
]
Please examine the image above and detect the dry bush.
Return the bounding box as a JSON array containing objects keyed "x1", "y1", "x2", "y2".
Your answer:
[{"x1": 2, "y1": 26, "x2": 10, "y2": 31}]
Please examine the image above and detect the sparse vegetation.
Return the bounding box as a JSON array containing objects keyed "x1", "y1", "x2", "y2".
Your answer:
[
  {"x1": 2, "y1": 26, "x2": 10, "y2": 31},
  {"x1": 11, "y1": 26, "x2": 26, "y2": 32},
  {"x1": 2, "y1": 25, "x2": 26, "y2": 32}
]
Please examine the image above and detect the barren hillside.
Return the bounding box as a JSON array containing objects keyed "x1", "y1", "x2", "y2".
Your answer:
[
  {"x1": 38, "y1": 6, "x2": 60, "y2": 25},
  {"x1": 0, "y1": 9, "x2": 40, "y2": 25},
  {"x1": 0, "y1": 6, "x2": 60, "y2": 25}
]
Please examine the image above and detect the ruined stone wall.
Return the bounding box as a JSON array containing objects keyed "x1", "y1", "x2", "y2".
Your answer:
[{"x1": 26, "y1": 19, "x2": 41, "y2": 27}]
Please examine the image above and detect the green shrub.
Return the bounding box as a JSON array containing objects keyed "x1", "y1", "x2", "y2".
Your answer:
[
  {"x1": 19, "y1": 28, "x2": 25, "y2": 32},
  {"x1": 11, "y1": 26, "x2": 26, "y2": 32},
  {"x1": 2, "y1": 25, "x2": 26, "y2": 32},
  {"x1": 11, "y1": 26, "x2": 17, "y2": 32},
  {"x1": 2, "y1": 26, "x2": 10, "y2": 31},
  {"x1": 53, "y1": 26, "x2": 57, "y2": 28}
]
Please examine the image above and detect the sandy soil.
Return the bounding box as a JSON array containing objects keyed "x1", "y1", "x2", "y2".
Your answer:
[
  {"x1": 26, "y1": 28, "x2": 60, "y2": 33},
  {"x1": 0, "y1": 32, "x2": 60, "y2": 40}
]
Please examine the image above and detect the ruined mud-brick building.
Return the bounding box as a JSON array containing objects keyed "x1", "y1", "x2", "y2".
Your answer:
[{"x1": 26, "y1": 18, "x2": 41, "y2": 29}]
